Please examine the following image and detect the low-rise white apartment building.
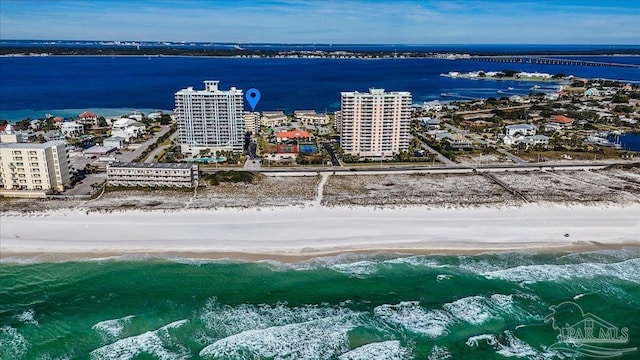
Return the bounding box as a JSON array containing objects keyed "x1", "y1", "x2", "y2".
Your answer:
[
  {"x1": 261, "y1": 111, "x2": 288, "y2": 128},
  {"x1": 0, "y1": 140, "x2": 71, "y2": 192},
  {"x1": 299, "y1": 113, "x2": 329, "y2": 127},
  {"x1": 106, "y1": 162, "x2": 199, "y2": 188}
]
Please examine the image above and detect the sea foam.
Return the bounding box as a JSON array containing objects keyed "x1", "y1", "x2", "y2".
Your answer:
[
  {"x1": 0, "y1": 326, "x2": 30, "y2": 359},
  {"x1": 199, "y1": 316, "x2": 353, "y2": 359},
  {"x1": 483, "y1": 258, "x2": 640, "y2": 284},
  {"x1": 15, "y1": 309, "x2": 38, "y2": 325},
  {"x1": 374, "y1": 301, "x2": 453, "y2": 338},
  {"x1": 90, "y1": 319, "x2": 189, "y2": 360},
  {"x1": 338, "y1": 340, "x2": 412, "y2": 360},
  {"x1": 92, "y1": 315, "x2": 135, "y2": 343},
  {"x1": 199, "y1": 297, "x2": 356, "y2": 338},
  {"x1": 466, "y1": 330, "x2": 537, "y2": 358}
]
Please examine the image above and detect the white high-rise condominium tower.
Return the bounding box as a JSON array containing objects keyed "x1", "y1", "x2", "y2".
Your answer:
[
  {"x1": 340, "y1": 88, "x2": 412, "y2": 159},
  {"x1": 175, "y1": 80, "x2": 245, "y2": 154}
]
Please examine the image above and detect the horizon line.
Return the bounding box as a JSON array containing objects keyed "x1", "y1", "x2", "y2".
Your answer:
[{"x1": 2, "y1": 39, "x2": 640, "y2": 47}]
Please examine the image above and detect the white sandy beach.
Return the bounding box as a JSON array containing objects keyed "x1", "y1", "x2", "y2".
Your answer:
[{"x1": 1, "y1": 204, "x2": 639, "y2": 260}]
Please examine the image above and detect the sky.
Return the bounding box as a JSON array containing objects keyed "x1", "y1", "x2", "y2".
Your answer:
[{"x1": 1, "y1": 0, "x2": 639, "y2": 44}]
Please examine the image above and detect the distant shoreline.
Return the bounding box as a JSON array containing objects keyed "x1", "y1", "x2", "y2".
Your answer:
[{"x1": 2, "y1": 46, "x2": 640, "y2": 58}]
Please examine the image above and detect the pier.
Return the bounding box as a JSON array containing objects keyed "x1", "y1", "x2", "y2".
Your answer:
[
  {"x1": 466, "y1": 56, "x2": 640, "y2": 69},
  {"x1": 440, "y1": 93, "x2": 484, "y2": 101}
]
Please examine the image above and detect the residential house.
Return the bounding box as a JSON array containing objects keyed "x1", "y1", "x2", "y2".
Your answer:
[
  {"x1": 504, "y1": 134, "x2": 549, "y2": 148},
  {"x1": 505, "y1": 124, "x2": 536, "y2": 137},
  {"x1": 60, "y1": 121, "x2": 85, "y2": 138},
  {"x1": 544, "y1": 123, "x2": 564, "y2": 132},
  {"x1": 103, "y1": 136, "x2": 126, "y2": 149},
  {"x1": 445, "y1": 134, "x2": 473, "y2": 150},
  {"x1": 78, "y1": 111, "x2": 99, "y2": 126},
  {"x1": 43, "y1": 130, "x2": 65, "y2": 142},
  {"x1": 111, "y1": 118, "x2": 146, "y2": 141},
  {"x1": 584, "y1": 88, "x2": 601, "y2": 97},
  {"x1": 552, "y1": 115, "x2": 575, "y2": 126},
  {"x1": 420, "y1": 117, "x2": 441, "y2": 129},
  {"x1": 417, "y1": 100, "x2": 443, "y2": 112}
]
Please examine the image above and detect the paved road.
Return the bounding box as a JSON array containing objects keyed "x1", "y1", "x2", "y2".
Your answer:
[
  {"x1": 322, "y1": 141, "x2": 341, "y2": 166},
  {"x1": 413, "y1": 133, "x2": 456, "y2": 166},
  {"x1": 144, "y1": 131, "x2": 178, "y2": 163},
  {"x1": 442, "y1": 123, "x2": 527, "y2": 164},
  {"x1": 63, "y1": 173, "x2": 106, "y2": 195},
  {"x1": 118, "y1": 125, "x2": 172, "y2": 163}
]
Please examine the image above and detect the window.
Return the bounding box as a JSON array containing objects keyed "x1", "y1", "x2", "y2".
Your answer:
[
  {"x1": 14, "y1": 156, "x2": 23, "y2": 161},
  {"x1": 28, "y1": 151, "x2": 37, "y2": 155},
  {"x1": 30, "y1": 162, "x2": 39, "y2": 167},
  {"x1": 12, "y1": 150, "x2": 22, "y2": 155}
]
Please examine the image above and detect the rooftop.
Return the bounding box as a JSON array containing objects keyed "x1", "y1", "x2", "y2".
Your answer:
[
  {"x1": 276, "y1": 130, "x2": 313, "y2": 139},
  {"x1": 553, "y1": 115, "x2": 575, "y2": 124},
  {"x1": 108, "y1": 162, "x2": 196, "y2": 169},
  {"x1": 0, "y1": 140, "x2": 65, "y2": 149}
]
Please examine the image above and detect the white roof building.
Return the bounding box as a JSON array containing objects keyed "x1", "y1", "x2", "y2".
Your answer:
[
  {"x1": 60, "y1": 121, "x2": 85, "y2": 138},
  {"x1": 505, "y1": 124, "x2": 536, "y2": 137}
]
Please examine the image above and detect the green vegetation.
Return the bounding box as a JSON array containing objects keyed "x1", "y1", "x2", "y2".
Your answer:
[
  {"x1": 134, "y1": 124, "x2": 176, "y2": 162},
  {"x1": 200, "y1": 171, "x2": 258, "y2": 186}
]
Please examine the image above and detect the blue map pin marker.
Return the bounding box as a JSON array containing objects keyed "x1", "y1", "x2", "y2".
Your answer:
[{"x1": 246, "y1": 88, "x2": 261, "y2": 111}]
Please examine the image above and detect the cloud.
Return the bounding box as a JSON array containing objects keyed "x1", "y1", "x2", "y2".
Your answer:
[{"x1": 0, "y1": 0, "x2": 638, "y2": 43}]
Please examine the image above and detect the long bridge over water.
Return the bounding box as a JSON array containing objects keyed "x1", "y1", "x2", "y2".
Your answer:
[{"x1": 466, "y1": 56, "x2": 640, "y2": 69}]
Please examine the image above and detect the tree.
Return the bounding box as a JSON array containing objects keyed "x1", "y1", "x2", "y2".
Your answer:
[
  {"x1": 98, "y1": 117, "x2": 108, "y2": 127},
  {"x1": 15, "y1": 119, "x2": 31, "y2": 131},
  {"x1": 0, "y1": 119, "x2": 8, "y2": 126}
]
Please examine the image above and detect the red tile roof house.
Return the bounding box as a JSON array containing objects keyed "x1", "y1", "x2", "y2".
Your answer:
[
  {"x1": 275, "y1": 130, "x2": 313, "y2": 143},
  {"x1": 53, "y1": 117, "x2": 65, "y2": 126},
  {"x1": 78, "y1": 111, "x2": 99, "y2": 125},
  {"x1": 552, "y1": 115, "x2": 575, "y2": 127}
]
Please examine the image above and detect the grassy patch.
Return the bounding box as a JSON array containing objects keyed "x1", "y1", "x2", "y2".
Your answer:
[{"x1": 200, "y1": 171, "x2": 259, "y2": 186}]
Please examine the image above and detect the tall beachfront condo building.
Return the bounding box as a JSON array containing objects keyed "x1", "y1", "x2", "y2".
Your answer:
[
  {"x1": 175, "y1": 81, "x2": 245, "y2": 154},
  {"x1": 340, "y1": 88, "x2": 412, "y2": 158},
  {"x1": 0, "y1": 141, "x2": 71, "y2": 192}
]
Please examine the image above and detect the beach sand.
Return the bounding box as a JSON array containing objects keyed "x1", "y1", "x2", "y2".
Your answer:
[{"x1": 2, "y1": 204, "x2": 639, "y2": 262}]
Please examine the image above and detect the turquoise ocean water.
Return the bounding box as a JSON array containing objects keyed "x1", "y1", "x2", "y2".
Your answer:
[{"x1": 1, "y1": 249, "x2": 639, "y2": 359}]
